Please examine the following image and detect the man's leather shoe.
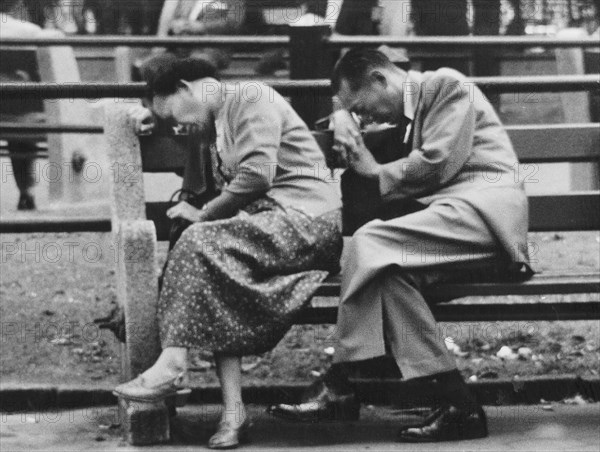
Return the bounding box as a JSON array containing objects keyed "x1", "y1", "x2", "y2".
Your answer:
[
  {"x1": 397, "y1": 405, "x2": 488, "y2": 442},
  {"x1": 267, "y1": 380, "x2": 360, "y2": 423}
]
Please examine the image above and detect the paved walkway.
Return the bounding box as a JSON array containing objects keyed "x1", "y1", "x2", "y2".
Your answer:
[{"x1": 1, "y1": 403, "x2": 599, "y2": 451}]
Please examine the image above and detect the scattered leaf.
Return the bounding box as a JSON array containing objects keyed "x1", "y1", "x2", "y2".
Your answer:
[
  {"x1": 585, "y1": 343, "x2": 597, "y2": 352},
  {"x1": 478, "y1": 370, "x2": 499, "y2": 379},
  {"x1": 241, "y1": 361, "x2": 259, "y2": 373},
  {"x1": 445, "y1": 337, "x2": 469, "y2": 357},
  {"x1": 518, "y1": 347, "x2": 533, "y2": 360},
  {"x1": 562, "y1": 394, "x2": 588, "y2": 405},
  {"x1": 497, "y1": 346, "x2": 518, "y2": 360}
]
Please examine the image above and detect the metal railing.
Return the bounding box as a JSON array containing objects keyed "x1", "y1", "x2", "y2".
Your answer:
[
  {"x1": 1, "y1": 35, "x2": 599, "y2": 48},
  {"x1": 1, "y1": 75, "x2": 597, "y2": 100}
]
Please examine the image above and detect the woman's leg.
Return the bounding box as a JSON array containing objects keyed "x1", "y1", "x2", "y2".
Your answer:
[
  {"x1": 215, "y1": 355, "x2": 246, "y2": 427},
  {"x1": 141, "y1": 346, "x2": 188, "y2": 385}
]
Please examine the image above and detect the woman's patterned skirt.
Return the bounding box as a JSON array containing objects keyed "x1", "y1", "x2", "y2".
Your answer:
[{"x1": 158, "y1": 198, "x2": 343, "y2": 356}]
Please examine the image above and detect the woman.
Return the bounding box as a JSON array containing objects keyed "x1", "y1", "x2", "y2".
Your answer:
[{"x1": 114, "y1": 54, "x2": 342, "y2": 449}]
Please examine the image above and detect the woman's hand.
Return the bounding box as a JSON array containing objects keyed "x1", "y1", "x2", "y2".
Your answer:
[
  {"x1": 167, "y1": 201, "x2": 205, "y2": 223},
  {"x1": 128, "y1": 106, "x2": 156, "y2": 135},
  {"x1": 343, "y1": 130, "x2": 382, "y2": 180}
]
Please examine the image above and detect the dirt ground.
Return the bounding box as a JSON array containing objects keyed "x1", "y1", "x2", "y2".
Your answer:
[{"x1": 0, "y1": 230, "x2": 598, "y2": 388}]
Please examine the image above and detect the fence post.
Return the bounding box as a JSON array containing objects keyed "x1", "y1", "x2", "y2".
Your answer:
[{"x1": 289, "y1": 25, "x2": 332, "y2": 128}]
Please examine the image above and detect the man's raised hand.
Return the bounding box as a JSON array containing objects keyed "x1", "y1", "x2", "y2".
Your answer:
[{"x1": 343, "y1": 131, "x2": 382, "y2": 180}]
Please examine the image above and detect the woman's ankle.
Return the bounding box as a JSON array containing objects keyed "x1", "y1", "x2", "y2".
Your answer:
[
  {"x1": 221, "y1": 401, "x2": 246, "y2": 426},
  {"x1": 156, "y1": 348, "x2": 188, "y2": 374}
]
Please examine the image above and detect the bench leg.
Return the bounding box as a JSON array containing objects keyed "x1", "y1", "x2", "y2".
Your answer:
[{"x1": 8, "y1": 142, "x2": 37, "y2": 210}]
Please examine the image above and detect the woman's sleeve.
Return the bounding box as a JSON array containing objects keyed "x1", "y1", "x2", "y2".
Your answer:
[{"x1": 223, "y1": 98, "x2": 283, "y2": 196}]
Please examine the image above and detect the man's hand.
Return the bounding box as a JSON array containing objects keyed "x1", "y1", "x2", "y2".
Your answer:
[
  {"x1": 166, "y1": 201, "x2": 205, "y2": 223},
  {"x1": 128, "y1": 106, "x2": 156, "y2": 135},
  {"x1": 343, "y1": 131, "x2": 382, "y2": 180},
  {"x1": 331, "y1": 110, "x2": 359, "y2": 167}
]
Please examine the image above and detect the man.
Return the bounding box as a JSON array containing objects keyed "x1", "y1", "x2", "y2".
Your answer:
[{"x1": 269, "y1": 48, "x2": 531, "y2": 442}]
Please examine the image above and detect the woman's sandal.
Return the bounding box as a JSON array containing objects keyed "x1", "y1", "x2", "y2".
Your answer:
[{"x1": 113, "y1": 371, "x2": 190, "y2": 405}]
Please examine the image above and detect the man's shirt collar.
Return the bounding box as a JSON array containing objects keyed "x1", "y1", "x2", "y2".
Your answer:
[{"x1": 403, "y1": 70, "x2": 422, "y2": 123}]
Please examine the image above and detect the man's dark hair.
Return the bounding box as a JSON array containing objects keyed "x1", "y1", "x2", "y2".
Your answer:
[
  {"x1": 331, "y1": 48, "x2": 396, "y2": 94},
  {"x1": 140, "y1": 54, "x2": 219, "y2": 98}
]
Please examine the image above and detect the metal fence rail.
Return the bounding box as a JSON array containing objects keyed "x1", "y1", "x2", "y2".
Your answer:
[
  {"x1": 0, "y1": 75, "x2": 598, "y2": 101},
  {"x1": 0, "y1": 36, "x2": 289, "y2": 48},
  {"x1": 0, "y1": 122, "x2": 103, "y2": 134},
  {"x1": 1, "y1": 36, "x2": 599, "y2": 48},
  {"x1": 327, "y1": 36, "x2": 600, "y2": 49}
]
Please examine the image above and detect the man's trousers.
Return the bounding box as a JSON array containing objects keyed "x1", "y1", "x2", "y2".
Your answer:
[{"x1": 333, "y1": 199, "x2": 499, "y2": 380}]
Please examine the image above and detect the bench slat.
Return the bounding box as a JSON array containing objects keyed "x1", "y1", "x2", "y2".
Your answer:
[
  {"x1": 0, "y1": 217, "x2": 111, "y2": 233},
  {"x1": 316, "y1": 273, "x2": 600, "y2": 298},
  {"x1": 507, "y1": 124, "x2": 600, "y2": 162},
  {"x1": 297, "y1": 301, "x2": 600, "y2": 323},
  {"x1": 138, "y1": 124, "x2": 600, "y2": 173},
  {"x1": 529, "y1": 192, "x2": 600, "y2": 231},
  {"x1": 146, "y1": 192, "x2": 600, "y2": 240},
  {"x1": 139, "y1": 134, "x2": 189, "y2": 173}
]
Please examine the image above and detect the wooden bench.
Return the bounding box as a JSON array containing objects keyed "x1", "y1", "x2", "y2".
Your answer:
[
  {"x1": 117, "y1": 118, "x2": 600, "y2": 330},
  {"x1": 101, "y1": 103, "x2": 600, "y2": 405},
  {"x1": 103, "y1": 105, "x2": 600, "y2": 445}
]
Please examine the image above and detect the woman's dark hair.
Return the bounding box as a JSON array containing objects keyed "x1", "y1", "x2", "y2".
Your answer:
[
  {"x1": 331, "y1": 48, "x2": 396, "y2": 94},
  {"x1": 140, "y1": 54, "x2": 219, "y2": 97}
]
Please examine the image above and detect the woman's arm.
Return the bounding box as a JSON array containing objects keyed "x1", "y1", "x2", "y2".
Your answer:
[{"x1": 166, "y1": 190, "x2": 259, "y2": 223}]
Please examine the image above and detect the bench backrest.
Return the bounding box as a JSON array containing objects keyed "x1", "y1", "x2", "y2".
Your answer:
[{"x1": 136, "y1": 123, "x2": 600, "y2": 240}]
